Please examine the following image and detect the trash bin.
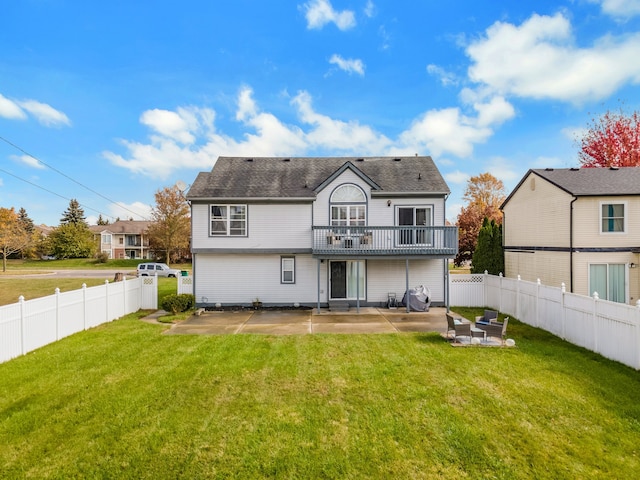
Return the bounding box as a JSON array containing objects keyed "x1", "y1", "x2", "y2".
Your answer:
[{"x1": 181, "y1": 270, "x2": 189, "y2": 276}]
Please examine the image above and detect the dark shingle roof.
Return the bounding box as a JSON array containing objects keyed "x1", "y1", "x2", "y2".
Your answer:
[
  {"x1": 186, "y1": 156, "x2": 450, "y2": 200},
  {"x1": 532, "y1": 167, "x2": 640, "y2": 196}
]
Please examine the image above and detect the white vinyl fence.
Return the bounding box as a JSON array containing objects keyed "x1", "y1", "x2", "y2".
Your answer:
[
  {"x1": 0, "y1": 276, "x2": 157, "y2": 364},
  {"x1": 450, "y1": 273, "x2": 640, "y2": 370},
  {"x1": 178, "y1": 275, "x2": 193, "y2": 295}
]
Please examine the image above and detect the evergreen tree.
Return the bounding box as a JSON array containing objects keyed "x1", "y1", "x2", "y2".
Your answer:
[
  {"x1": 471, "y1": 218, "x2": 503, "y2": 275},
  {"x1": 18, "y1": 208, "x2": 35, "y2": 233},
  {"x1": 96, "y1": 214, "x2": 110, "y2": 225},
  {"x1": 60, "y1": 199, "x2": 87, "y2": 225}
]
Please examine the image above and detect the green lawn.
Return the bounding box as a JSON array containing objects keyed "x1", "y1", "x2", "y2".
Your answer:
[{"x1": 1, "y1": 310, "x2": 639, "y2": 479}]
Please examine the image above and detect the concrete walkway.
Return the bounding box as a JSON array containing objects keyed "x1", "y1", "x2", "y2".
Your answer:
[{"x1": 156, "y1": 307, "x2": 448, "y2": 336}]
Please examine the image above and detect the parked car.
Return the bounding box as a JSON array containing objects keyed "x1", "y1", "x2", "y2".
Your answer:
[{"x1": 136, "y1": 262, "x2": 181, "y2": 277}]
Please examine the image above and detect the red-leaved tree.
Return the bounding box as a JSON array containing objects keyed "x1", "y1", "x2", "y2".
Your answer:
[{"x1": 578, "y1": 108, "x2": 640, "y2": 167}]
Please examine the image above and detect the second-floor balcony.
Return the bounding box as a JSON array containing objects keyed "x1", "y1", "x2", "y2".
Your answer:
[{"x1": 312, "y1": 225, "x2": 458, "y2": 257}]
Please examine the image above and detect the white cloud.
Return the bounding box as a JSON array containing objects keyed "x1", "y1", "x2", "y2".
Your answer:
[
  {"x1": 364, "y1": 0, "x2": 376, "y2": 18},
  {"x1": 329, "y1": 54, "x2": 365, "y2": 76},
  {"x1": 17, "y1": 100, "x2": 70, "y2": 127},
  {"x1": 426, "y1": 64, "x2": 458, "y2": 86},
  {"x1": 398, "y1": 96, "x2": 515, "y2": 158},
  {"x1": 292, "y1": 91, "x2": 391, "y2": 153},
  {"x1": 105, "y1": 87, "x2": 514, "y2": 178},
  {"x1": 590, "y1": 0, "x2": 640, "y2": 18},
  {"x1": 11, "y1": 154, "x2": 45, "y2": 169},
  {"x1": 485, "y1": 157, "x2": 521, "y2": 184},
  {"x1": 0, "y1": 94, "x2": 26, "y2": 120},
  {"x1": 444, "y1": 170, "x2": 471, "y2": 185},
  {"x1": 466, "y1": 13, "x2": 640, "y2": 103},
  {"x1": 302, "y1": 0, "x2": 356, "y2": 30},
  {"x1": 109, "y1": 201, "x2": 153, "y2": 221}
]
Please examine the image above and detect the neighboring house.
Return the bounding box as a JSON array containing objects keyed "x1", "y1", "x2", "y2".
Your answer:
[
  {"x1": 186, "y1": 156, "x2": 458, "y2": 309},
  {"x1": 89, "y1": 220, "x2": 154, "y2": 260},
  {"x1": 502, "y1": 167, "x2": 640, "y2": 304}
]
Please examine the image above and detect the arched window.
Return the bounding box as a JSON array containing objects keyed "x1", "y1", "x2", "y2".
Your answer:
[{"x1": 330, "y1": 184, "x2": 366, "y2": 226}]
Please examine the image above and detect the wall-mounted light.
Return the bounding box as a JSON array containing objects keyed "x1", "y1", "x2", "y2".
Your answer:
[
  {"x1": 387, "y1": 200, "x2": 391, "y2": 207},
  {"x1": 631, "y1": 263, "x2": 637, "y2": 269}
]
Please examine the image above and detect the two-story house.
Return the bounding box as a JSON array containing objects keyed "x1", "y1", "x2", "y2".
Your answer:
[
  {"x1": 502, "y1": 167, "x2": 640, "y2": 304},
  {"x1": 186, "y1": 156, "x2": 458, "y2": 309},
  {"x1": 90, "y1": 220, "x2": 154, "y2": 260}
]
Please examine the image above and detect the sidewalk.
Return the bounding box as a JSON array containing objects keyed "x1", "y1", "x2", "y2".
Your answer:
[{"x1": 155, "y1": 307, "x2": 448, "y2": 336}]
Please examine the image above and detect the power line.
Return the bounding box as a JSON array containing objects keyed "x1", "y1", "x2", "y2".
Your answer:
[
  {"x1": 0, "y1": 135, "x2": 150, "y2": 220},
  {"x1": 0, "y1": 165, "x2": 116, "y2": 219}
]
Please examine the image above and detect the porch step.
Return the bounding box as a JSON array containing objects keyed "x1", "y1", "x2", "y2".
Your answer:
[{"x1": 329, "y1": 301, "x2": 350, "y2": 312}]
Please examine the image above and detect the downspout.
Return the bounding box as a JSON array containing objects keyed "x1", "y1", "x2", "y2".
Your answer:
[
  {"x1": 444, "y1": 192, "x2": 450, "y2": 312},
  {"x1": 570, "y1": 196, "x2": 577, "y2": 293}
]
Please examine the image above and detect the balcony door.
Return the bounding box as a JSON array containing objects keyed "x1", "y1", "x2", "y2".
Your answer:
[
  {"x1": 330, "y1": 261, "x2": 365, "y2": 300},
  {"x1": 397, "y1": 206, "x2": 431, "y2": 245}
]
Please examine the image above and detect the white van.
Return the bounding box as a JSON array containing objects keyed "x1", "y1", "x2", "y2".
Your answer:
[{"x1": 136, "y1": 262, "x2": 181, "y2": 277}]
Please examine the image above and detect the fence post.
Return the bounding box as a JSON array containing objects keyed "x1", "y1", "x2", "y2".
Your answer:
[
  {"x1": 592, "y1": 292, "x2": 599, "y2": 353},
  {"x1": 82, "y1": 283, "x2": 87, "y2": 330},
  {"x1": 499, "y1": 272, "x2": 504, "y2": 312},
  {"x1": 123, "y1": 276, "x2": 128, "y2": 315},
  {"x1": 536, "y1": 278, "x2": 541, "y2": 328},
  {"x1": 19, "y1": 295, "x2": 25, "y2": 356},
  {"x1": 636, "y1": 300, "x2": 640, "y2": 369},
  {"x1": 55, "y1": 288, "x2": 60, "y2": 341},
  {"x1": 484, "y1": 270, "x2": 488, "y2": 307},
  {"x1": 105, "y1": 280, "x2": 110, "y2": 322},
  {"x1": 561, "y1": 283, "x2": 566, "y2": 339},
  {"x1": 516, "y1": 275, "x2": 521, "y2": 321}
]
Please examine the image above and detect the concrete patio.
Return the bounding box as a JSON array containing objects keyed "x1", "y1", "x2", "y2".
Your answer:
[{"x1": 158, "y1": 307, "x2": 449, "y2": 336}]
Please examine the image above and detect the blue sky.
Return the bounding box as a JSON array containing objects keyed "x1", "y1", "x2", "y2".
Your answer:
[{"x1": 2, "y1": 0, "x2": 640, "y2": 226}]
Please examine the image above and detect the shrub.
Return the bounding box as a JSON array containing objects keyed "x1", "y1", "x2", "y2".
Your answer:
[
  {"x1": 95, "y1": 252, "x2": 109, "y2": 263},
  {"x1": 161, "y1": 294, "x2": 195, "y2": 314}
]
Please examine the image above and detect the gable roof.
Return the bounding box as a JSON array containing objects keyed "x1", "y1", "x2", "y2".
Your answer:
[
  {"x1": 89, "y1": 220, "x2": 153, "y2": 235},
  {"x1": 502, "y1": 167, "x2": 640, "y2": 209},
  {"x1": 186, "y1": 156, "x2": 450, "y2": 200}
]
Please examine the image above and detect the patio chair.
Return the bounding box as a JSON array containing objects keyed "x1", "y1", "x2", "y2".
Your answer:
[
  {"x1": 475, "y1": 317, "x2": 509, "y2": 345},
  {"x1": 475, "y1": 309, "x2": 498, "y2": 325},
  {"x1": 446, "y1": 313, "x2": 471, "y2": 341}
]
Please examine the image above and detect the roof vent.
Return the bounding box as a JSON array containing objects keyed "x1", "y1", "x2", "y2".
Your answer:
[
  {"x1": 418, "y1": 173, "x2": 422, "y2": 179},
  {"x1": 394, "y1": 158, "x2": 401, "y2": 162},
  {"x1": 357, "y1": 158, "x2": 364, "y2": 162},
  {"x1": 246, "y1": 158, "x2": 253, "y2": 162},
  {"x1": 283, "y1": 158, "x2": 290, "y2": 162},
  {"x1": 570, "y1": 167, "x2": 579, "y2": 171},
  {"x1": 610, "y1": 166, "x2": 619, "y2": 170},
  {"x1": 545, "y1": 168, "x2": 554, "y2": 171}
]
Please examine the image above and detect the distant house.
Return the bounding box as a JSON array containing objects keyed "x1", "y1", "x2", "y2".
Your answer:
[
  {"x1": 89, "y1": 220, "x2": 154, "y2": 260},
  {"x1": 186, "y1": 156, "x2": 458, "y2": 309},
  {"x1": 502, "y1": 167, "x2": 640, "y2": 304}
]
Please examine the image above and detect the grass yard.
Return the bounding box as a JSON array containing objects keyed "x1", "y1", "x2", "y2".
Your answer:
[
  {"x1": 1, "y1": 310, "x2": 639, "y2": 479},
  {"x1": 0, "y1": 275, "x2": 179, "y2": 307}
]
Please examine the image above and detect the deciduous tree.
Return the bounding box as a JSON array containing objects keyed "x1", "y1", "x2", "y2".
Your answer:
[
  {"x1": 578, "y1": 107, "x2": 640, "y2": 167},
  {"x1": 0, "y1": 207, "x2": 30, "y2": 271},
  {"x1": 454, "y1": 173, "x2": 505, "y2": 266},
  {"x1": 49, "y1": 222, "x2": 96, "y2": 259},
  {"x1": 147, "y1": 186, "x2": 190, "y2": 263}
]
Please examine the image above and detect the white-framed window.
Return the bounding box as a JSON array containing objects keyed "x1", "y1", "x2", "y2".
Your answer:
[
  {"x1": 281, "y1": 257, "x2": 295, "y2": 284},
  {"x1": 101, "y1": 233, "x2": 111, "y2": 244},
  {"x1": 396, "y1": 206, "x2": 432, "y2": 245},
  {"x1": 330, "y1": 184, "x2": 366, "y2": 227},
  {"x1": 210, "y1": 205, "x2": 247, "y2": 236},
  {"x1": 600, "y1": 202, "x2": 626, "y2": 233},
  {"x1": 589, "y1": 263, "x2": 627, "y2": 303}
]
